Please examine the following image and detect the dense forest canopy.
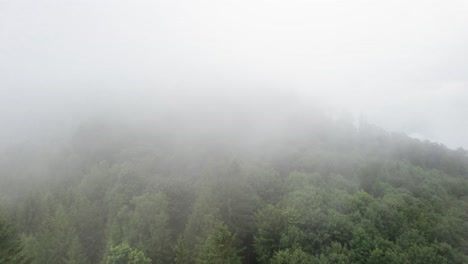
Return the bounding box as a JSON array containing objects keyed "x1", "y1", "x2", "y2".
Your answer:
[{"x1": 0, "y1": 110, "x2": 467, "y2": 264}]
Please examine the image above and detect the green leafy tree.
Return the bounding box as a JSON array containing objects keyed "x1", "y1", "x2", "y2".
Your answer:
[
  {"x1": 72, "y1": 195, "x2": 106, "y2": 263},
  {"x1": 181, "y1": 187, "x2": 222, "y2": 262},
  {"x1": 64, "y1": 238, "x2": 88, "y2": 264},
  {"x1": 196, "y1": 223, "x2": 241, "y2": 264},
  {"x1": 349, "y1": 228, "x2": 374, "y2": 264},
  {"x1": 318, "y1": 242, "x2": 350, "y2": 264},
  {"x1": 174, "y1": 236, "x2": 190, "y2": 264},
  {"x1": 254, "y1": 205, "x2": 287, "y2": 263},
  {"x1": 25, "y1": 204, "x2": 86, "y2": 264},
  {"x1": 110, "y1": 192, "x2": 171, "y2": 264},
  {"x1": 271, "y1": 248, "x2": 315, "y2": 264},
  {"x1": 105, "y1": 242, "x2": 151, "y2": 264},
  {"x1": 281, "y1": 188, "x2": 327, "y2": 253}
]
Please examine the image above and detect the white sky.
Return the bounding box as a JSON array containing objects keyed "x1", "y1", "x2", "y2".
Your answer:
[{"x1": 1, "y1": 0, "x2": 468, "y2": 148}]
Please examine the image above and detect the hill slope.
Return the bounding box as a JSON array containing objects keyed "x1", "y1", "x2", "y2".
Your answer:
[{"x1": 0, "y1": 113, "x2": 467, "y2": 263}]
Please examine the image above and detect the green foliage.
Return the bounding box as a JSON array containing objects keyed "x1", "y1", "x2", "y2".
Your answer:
[
  {"x1": 254, "y1": 205, "x2": 287, "y2": 263},
  {"x1": 0, "y1": 215, "x2": 29, "y2": 263},
  {"x1": 72, "y1": 195, "x2": 106, "y2": 263},
  {"x1": 271, "y1": 248, "x2": 315, "y2": 264},
  {"x1": 174, "y1": 236, "x2": 190, "y2": 264},
  {"x1": 109, "y1": 192, "x2": 171, "y2": 264},
  {"x1": 1, "y1": 118, "x2": 468, "y2": 263},
  {"x1": 318, "y1": 242, "x2": 350, "y2": 264},
  {"x1": 105, "y1": 242, "x2": 151, "y2": 264},
  {"x1": 181, "y1": 188, "x2": 223, "y2": 262},
  {"x1": 24, "y1": 204, "x2": 87, "y2": 264},
  {"x1": 64, "y1": 238, "x2": 88, "y2": 264},
  {"x1": 196, "y1": 223, "x2": 241, "y2": 264}
]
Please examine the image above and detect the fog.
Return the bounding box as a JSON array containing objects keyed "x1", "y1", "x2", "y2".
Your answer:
[
  {"x1": 1, "y1": 0, "x2": 468, "y2": 148},
  {"x1": 2, "y1": 2, "x2": 468, "y2": 263}
]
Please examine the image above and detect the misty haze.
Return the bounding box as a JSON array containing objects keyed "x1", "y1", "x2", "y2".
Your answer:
[{"x1": 1, "y1": 1, "x2": 467, "y2": 263}]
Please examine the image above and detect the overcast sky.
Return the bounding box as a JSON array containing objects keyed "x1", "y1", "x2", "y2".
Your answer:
[{"x1": 1, "y1": 0, "x2": 468, "y2": 149}]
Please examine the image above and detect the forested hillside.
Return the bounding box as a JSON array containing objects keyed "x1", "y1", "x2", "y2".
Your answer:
[{"x1": 0, "y1": 113, "x2": 467, "y2": 264}]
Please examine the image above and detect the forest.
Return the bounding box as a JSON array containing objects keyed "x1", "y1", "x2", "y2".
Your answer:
[{"x1": 0, "y1": 112, "x2": 467, "y2": 264}]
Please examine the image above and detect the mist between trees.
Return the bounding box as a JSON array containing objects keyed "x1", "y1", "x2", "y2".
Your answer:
[{"x1": 0, "y1": 107, "x2": 467, "y2": 264}]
